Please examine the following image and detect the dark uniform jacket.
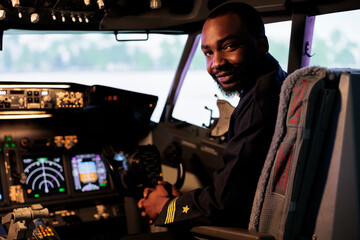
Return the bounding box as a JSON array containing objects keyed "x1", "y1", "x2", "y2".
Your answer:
[{"x1": 154, "y1": 54, "x2": 287, "y2": 228}]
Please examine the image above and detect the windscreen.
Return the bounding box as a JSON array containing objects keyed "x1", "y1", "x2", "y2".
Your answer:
[{"x1": 0, "y1": 31, "x2": 187, "y2": 122}]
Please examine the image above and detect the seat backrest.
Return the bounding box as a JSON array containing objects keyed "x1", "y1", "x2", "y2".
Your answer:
[
  {"x1": 249, "y1": 67, "x2": 360, "y2": 240},
  {"x1": 305, "y1": 71, "x2": 360, "y2": 240}
]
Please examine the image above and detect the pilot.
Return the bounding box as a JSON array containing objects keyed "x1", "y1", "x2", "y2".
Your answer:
[{"x1": 133, "y1": 2, "x2": 288, "y2": 238}]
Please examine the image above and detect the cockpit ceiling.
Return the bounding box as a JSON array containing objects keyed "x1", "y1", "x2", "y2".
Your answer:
[{"x1": 0, "y1": 0, "x2": 359, "y2": 32}]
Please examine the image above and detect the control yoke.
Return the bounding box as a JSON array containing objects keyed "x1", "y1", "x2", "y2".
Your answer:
[{"x1": 103, "y1": 144, "x2": 185, "y2": 197}]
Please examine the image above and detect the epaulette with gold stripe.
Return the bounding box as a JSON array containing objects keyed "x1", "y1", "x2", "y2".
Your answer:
[{"x1": 164, "y1": 197, "x2": 179, "y2": 224}]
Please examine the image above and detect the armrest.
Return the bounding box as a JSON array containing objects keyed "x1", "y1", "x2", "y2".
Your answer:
[{"x1": 190, "y1": 226, "x2": 275, "y2": 240}]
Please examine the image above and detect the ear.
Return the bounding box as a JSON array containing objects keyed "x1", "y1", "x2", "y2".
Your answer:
[{"x1": 257, "y1": 36, "x2": 269, "y2": 56}]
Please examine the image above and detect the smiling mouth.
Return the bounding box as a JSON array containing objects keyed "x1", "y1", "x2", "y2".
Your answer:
[{"x1": 215, "y1": 72, "x2": 235, "y2": 83}]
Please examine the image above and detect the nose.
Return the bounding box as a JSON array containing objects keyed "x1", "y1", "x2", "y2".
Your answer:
[{"x1": 211, "y1": 51, "x2": 224, "y2": 70}]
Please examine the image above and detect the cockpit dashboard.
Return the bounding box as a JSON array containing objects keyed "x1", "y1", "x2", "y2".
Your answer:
[{"x1": 0, "y1": 82, "x2": 158, "y2": 239}]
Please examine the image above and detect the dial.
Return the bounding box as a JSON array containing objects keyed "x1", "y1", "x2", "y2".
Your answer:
[{"x1": 23, "y1": 156, "x2": 66, "y2": 198}]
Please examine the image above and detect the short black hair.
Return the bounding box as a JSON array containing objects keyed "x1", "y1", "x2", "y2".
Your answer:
[{"x1": 207, "y1": 2, "x2": 265, "y2": 38}]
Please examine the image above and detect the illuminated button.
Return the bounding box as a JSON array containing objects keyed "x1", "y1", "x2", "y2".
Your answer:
[
  {"x1": 27, "y1": 97, "x2": 33, "y2": 103},
  {"x1": 19, "y1": 98, "x2": 24, "y2": 106},
  {"x1": 34, "y1": 91, "x2": 39, "y2": 96},
  {"x1": 43, "y1": 96, "x2": 51, "y2": 102},
  {"x1": 27, "y1": 91, "x2": 32, "y2": 96},
  {"x1": 75, "y1": 92, "x2": 82, "y2": 100},
  {"x1": 11, "y1": 0, "x2": 20, "y2": 7},
  {"x1": 0, "y1": 10, "x2": 6, "y2": 20},
  {"x1": 30, "y1": 13, "x2": 39, "y2": 23}
]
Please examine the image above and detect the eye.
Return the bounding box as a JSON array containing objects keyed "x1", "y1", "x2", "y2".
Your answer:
[
  {"x1": 203, "y1": 50, "x2": 213, "y2": 57},
  {"x1": 223, "y1": 44, "x2": 237, "y2": 52}
]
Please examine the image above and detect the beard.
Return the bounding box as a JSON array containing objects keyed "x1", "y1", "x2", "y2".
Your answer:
[
  {"x1": 213, "y1": 66, "x2": 255, "y2": 97},
  {"x1": 215, "y1": 80, "x2": 239, "y2": 97}
]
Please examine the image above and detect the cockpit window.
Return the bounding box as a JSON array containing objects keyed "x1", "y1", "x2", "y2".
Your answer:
[
  {"x1": 172, "y1": 21, "x2": 291, "y2": 127},
  {"x1": 0, "y1": 31, "x2": 187, "y2": 122},
  {"x1": 310, "y1": 9, "x2": 360, "y2": 68}
]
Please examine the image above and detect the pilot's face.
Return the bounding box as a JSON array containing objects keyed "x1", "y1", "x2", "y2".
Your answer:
[{"x1": 201, "y1": 13, "x2": 261, "y2": 95}]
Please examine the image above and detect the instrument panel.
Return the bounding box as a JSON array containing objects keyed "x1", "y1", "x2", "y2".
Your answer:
[
  {"x1": 0, "y1": 82, "x2": 158, "y2": 239},
  {"x1": 1, "y1": 128, "x2": 116, "y2": 208},
  {"x1": 0, "y1": 82, "x2": 158, "y2": 210},
  {"x1": 0, "y1": 85, "x2": 84, "y2": 110}
]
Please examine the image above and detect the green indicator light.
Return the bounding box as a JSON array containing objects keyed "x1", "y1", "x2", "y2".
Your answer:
[
  {"x1": 59, "y1": 188, "x2": 65, "y2": 192},
  {"x1": 34, "y1": 194, "x2": 40, "y2": 198},
  {"x1": 0, "y1": 148, "x2": 2, "y2": 152},
  {"x1": 99, "y1": 183, "x2": 106, "y2": 187},
  {"x1": 10, "y1": 143, "x2": 16, "y2": 147},
  {"x1": 6, "y1": 137, "x2": 12, "y2": 141},
  {"x1": 4, "y1": 143, "x2": 9, "y2": 148}
]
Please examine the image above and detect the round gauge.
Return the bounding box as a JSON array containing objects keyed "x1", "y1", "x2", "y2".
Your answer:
[{"x1": 23, "y1": 156, "x2": 66, "y2": 198}]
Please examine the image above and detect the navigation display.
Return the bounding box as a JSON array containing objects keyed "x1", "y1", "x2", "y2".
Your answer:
[
  {"x1": 22, "y1": 155, "x2": 66, "y2": 198},
  {"x1": 71, "y1": 153, "x2": 109, "y2": 192}
]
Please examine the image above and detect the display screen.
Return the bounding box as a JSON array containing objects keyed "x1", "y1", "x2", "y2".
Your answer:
[
  {"x1": 23, "y1": 155, "x2": 66, "y2": 198},
  {"x1": 0, "y1": 177, "x2": 2, "y2": 201},
  {"x1": 71, "y1": 153, "x2": 109, "y2": 192}
]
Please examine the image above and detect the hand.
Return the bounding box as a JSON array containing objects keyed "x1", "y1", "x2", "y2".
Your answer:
[
  {"x1": 138, "y1": 184, "x2": 169, "y2": 224},
  {"x1": 157, "y1": 181, "x2": 182, "y2": 198},
  {"x1": 137, "y1": 181, "x2": 182, "y2": 224}
]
